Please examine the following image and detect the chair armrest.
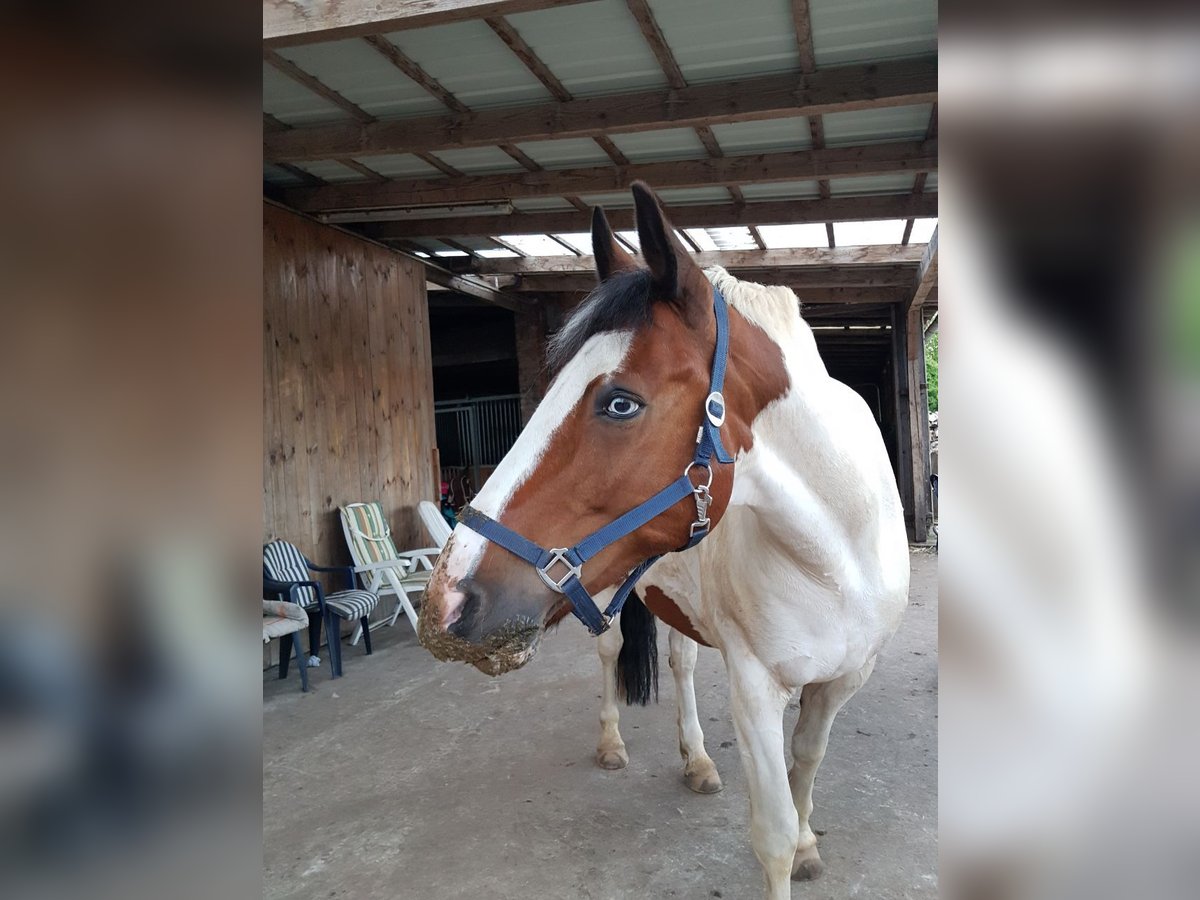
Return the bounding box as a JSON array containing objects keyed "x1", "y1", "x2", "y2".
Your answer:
[
  {"x1": 352, "y1": 559, "x2": 416, "y2": 574},
  {"x1": 307, "y1": 562, "x2": 357, "y2": 591},
  {"x1": 263, "y1": 577, "x2": 326, "y2": 610},
  {"x1": 392, "y1": 549, "x2": 442, "y2": 571}
]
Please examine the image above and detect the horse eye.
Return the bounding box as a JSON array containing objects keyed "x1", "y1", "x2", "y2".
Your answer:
[{"x1": 604, "y1": 395, "x2": 642, "y2": 419}]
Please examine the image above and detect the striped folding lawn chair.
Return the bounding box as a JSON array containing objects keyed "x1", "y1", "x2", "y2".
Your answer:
[{"x1": 339, "y1": 502, "x2": 440, "y2": 643}]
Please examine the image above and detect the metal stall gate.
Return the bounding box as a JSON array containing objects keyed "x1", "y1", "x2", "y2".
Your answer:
[{"x1": 434, "y1": 394, "x2": 524, "y2": 505}]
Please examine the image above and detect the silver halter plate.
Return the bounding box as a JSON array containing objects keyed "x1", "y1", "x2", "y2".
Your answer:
[{"x1": 537, "y1": 548, "x2": 582, "y2": 594}]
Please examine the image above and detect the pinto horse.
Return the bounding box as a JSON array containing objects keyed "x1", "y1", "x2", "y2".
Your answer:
[{"x1": 419, "y1": 182, "x2": 910, "y2": 898}]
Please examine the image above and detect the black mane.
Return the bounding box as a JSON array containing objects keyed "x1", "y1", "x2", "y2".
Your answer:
[{"x1": 546, "y1": 268, "x2": 654, "y2": 371}]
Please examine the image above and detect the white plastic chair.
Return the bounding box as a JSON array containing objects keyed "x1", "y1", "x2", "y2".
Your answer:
[
  {"x1": 339, "y1": 502, "x2": 440, "y2": 643},
  {"x1": 418, "y1": 499, "x2": 453, "y2": 548}
]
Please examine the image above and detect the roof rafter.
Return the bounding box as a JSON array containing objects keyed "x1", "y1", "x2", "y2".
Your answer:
[
  {"x1": 264, "y1": 57, "x2": 937, "y2": 163},
  {"x1": 265, "y1": 0, "x2": 594, "y2": 48},
  {"x1": 467, "y1": 245, "x2": 923, "y2": 275},
  {"x1": 360, "y1": 193, "x2": 938, "y2": 238},
  {"x1": 279, "y1": 140, "x2": 936, "y2": 211}
]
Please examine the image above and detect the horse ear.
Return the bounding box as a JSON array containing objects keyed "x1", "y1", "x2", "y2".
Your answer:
[
  {"x1": 591, "y1": 206, "x2": 636, "y2": 282},
  {"x1": 631, "y1": 181, "x2": 697, "y2": 300}
]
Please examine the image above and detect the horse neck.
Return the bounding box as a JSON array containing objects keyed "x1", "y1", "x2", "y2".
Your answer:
[{"x1": 723, "y1": 298, "x2": 874, "y2": 540}]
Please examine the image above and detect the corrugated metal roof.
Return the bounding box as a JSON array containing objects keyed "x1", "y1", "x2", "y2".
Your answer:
[
  {"x1": 810, "y1": 0, "x2": 937, "y2": 67},
  {"x1": 504, "y1": 0, "x2": 669, "y2": 96},
  {"x1": 429, "y1": 147, "x2": 527, "y2": 174},
  {"x1": 294, "y1": 160, "x2": 364, "y2": 182},
  {"x1": 610, "y1": 128, "x2": 709, "y2": 162},
  {"x1": 264, "y1": 163, "x2": 308, "y2": 185},
  {"x1": 384, "y1": 21, "x2": 554, "y2": 109},
  {"x1": 274, "y1": 40, "x2": 445, "y2": 120},
  {"x1": 263, "y1": 63, "x2": 350, "y2": 126},
  {"x1": 513, "y1": 138, "x2": 612, "y2": 170},
  {"x1": 645, "y1": 0, "x2": 802, "y2": 83},
  {"x1": 263, "y1": 0, "x2": 938, "y2": 246},
  {"x1": 354, "y1": 153, "x2": 446, "y2": 179},
  {"x1": 657, "y1": 186, "x2": 733, "y2": 204},
  {"x1": 577, "y1": 191, "x2": 636, "y2": 208},
  {"x1": 829, "y1": 173, "x2": 918, "y2": 195},
  {"x1": 822, "y1": 104, "x2": 933, "y2": 146},
  {"x1": 710, "y1": 117, "x2": 814, "y2": 155},
  {"x1": 740, "y1": 180, "x2": 821, "y2": 200}
]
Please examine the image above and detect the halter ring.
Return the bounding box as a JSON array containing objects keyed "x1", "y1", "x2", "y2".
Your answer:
[
  {"x1": 684, "y1": 461, "x2": 713, "y2": 491},
  {"x1": 537, "y1": 548, "x2": 582, "y2": 593}
]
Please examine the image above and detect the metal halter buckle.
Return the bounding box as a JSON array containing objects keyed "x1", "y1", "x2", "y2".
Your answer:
[
  {"x1": 684, "y1": 461, "x2": 714, "y2": 538},
  {"x1": 705, "y1": 391, "x2": 726, "y2": 427},
  {"x1": 537, "y1": 548, "x2": 582, "y2": 594}
]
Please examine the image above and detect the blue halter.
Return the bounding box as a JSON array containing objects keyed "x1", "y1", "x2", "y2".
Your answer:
[{"x1": 457, "y1": 285, "x2": 734, "y2": 635}]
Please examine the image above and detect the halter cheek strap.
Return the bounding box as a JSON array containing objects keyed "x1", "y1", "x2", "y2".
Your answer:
[{"x1": 457, "y1": 285, "x2": 733, "y2": 636}]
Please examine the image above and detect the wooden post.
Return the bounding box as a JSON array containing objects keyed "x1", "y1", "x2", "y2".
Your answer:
[
  {"x1": 906, "y1": 303, "x2": 932, "y2": 543},
  {"x1": 514, "y1": 302, "x2": 549, "y2": 424},
  {"x1": 891, "y1": 306, "x2": 915, "y2": 539}
]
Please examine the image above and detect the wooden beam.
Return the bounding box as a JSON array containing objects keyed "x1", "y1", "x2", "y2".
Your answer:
[
  {"x1": 421, "y1": 264, "x2": 528, "y2": 311},
  {"x1": 264, "y1": 57, "x2": 938, "y2": 162},
  {"x1": 279, "y1": 140, "x2": 936, "y2": 211},
  {"x1": 470, "y1": 245, "x2": 923, "y2": 275},
  {"x1": 911, "y1": 225, "x2": 938, "y2": 307},
  {"x1": 488, "y1": 236, "x2": 529, "y2": 257},
  {"x1": 905, "y1": 300, "x2": 932, "y2": 542},
  {"x1": 593, "y1": 135, "x2": 630, "y2": 166},
  {"x1": 790, "y1": 0, "x2": 818, "y2": 74},
  {"x1": 265, "y1": 0, "x2": 594, "y2": 47},
  {"x1": 903, "y1": 103, "x2": 938, "y2": 245},
  {"x1": 489, "y1": 266, "x2": 916, "y2": 293},
  {"x1": 360, "y1": 193, "x2": 938, "y2": 238},
  {"x1": 485, "y1": 17, "x2": 573, "y2": 102},
  {"x1": 626, "y1": 0, "x2": 687, "y2": 89},
  {"x1": 335, "y1": 157, "x2": 387, "y2": 181},
  {"x1": 263, "y1": 49, "x2": 375, "y2": 124},
  {"x1": 545, "y1": 234, "x2": 583, "y2": 256},
  {"x1": 362, "y1": 35, "x2": 470, "y2": 113}
]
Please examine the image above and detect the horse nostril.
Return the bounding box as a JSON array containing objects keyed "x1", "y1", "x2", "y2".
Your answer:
[{"x1": 448, "y1": 579, "x2": 485, "y2": 637}]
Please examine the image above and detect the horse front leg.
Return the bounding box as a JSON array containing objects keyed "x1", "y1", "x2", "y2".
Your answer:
[
  {"x1": 788, "y1": 656, "x2": 876, "y2": 881},
  {"x1": 595, "y1": 618, "x2": 629, "y2": 769},
  {"x1": 726, "y1": 651, "x2": 798, "y2": 900},
  {"x1": 669, "y1": 628, "x2": 721, "y2": 793}
]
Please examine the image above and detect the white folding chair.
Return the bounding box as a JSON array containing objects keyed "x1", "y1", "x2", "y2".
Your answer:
[{"x1": 340, "y1": 502, "x2": 439, "y2": 642}]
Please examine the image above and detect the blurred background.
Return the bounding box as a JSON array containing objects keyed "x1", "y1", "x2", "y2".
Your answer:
[{"x1": 0, "y1": 1, "x2": 1196, "y2": 899}]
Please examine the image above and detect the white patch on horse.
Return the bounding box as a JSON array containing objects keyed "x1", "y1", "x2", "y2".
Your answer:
[{"x1": 435, "y1": 330, "x2": 633, "y2": 624}]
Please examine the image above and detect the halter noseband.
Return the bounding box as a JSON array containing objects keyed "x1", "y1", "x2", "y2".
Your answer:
[{"x1": 455, "y1": 285, "x2": 733, "y2": 636}]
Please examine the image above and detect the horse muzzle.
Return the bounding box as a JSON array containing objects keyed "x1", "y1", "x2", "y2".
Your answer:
[{"x1": 419, "y1": 573, "x2": 548, "y2": 676}]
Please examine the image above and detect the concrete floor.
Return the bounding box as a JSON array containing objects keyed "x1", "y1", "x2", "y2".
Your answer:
[{"x1": 264, "y1": 551, "x2": 937, "y2": 899}]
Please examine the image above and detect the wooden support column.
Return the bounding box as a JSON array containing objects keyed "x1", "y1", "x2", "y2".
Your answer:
[
  {"x1": 891, "y1": 305, "x2": 915, "y2": 539},
  {"x1": 906, "y1": 302, "x2": 932, "y2": 543},
  {"x1": 514, "y1": 302, "x2": 548, "y2": 424}
]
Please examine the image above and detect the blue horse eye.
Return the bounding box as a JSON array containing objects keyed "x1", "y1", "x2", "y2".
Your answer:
[{"x1": 605, "y1": 396, "x2": 642, "y2": 418}]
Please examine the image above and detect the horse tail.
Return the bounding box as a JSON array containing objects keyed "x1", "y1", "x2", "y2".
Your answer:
[{"x1": 616, "y1": 591, "x2": 658, "y2": 706}]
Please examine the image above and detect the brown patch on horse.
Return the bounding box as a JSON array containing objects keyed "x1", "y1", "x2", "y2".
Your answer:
[{"x1": 644, "y1": 585, "x2": 711, "y2": 647}]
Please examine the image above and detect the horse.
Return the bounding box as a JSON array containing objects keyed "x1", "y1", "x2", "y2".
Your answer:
[
  {"x1": 595, "y1": 602, "x2": 723, "y2": 794},
  {"x1": 419, "y1": 181, "x2": 910, "y2": 898}
]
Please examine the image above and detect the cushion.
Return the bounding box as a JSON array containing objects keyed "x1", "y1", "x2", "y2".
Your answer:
[
  {"x1": 263, "y1": 539, "x2": 317, "y2": 607},
  {"x1": 263, "y1": 599, "x2": 308, "y2": 642},
  {"x1": 325, "y1": 589, "x2": 378, "y2": 621}
]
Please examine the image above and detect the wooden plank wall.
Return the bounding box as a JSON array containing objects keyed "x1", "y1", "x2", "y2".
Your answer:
[{"x1": 263, "y1": 203, "x2": 437, "y2": 568}]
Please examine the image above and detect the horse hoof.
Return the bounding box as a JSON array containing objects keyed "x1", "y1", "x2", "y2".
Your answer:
[
  {"x1": 596, "y1": 748, "x2": 628, "y2": 770},
  {"x1": 684, "y1": 770, "x2": 723, "y2": 794},
  {"x1": 791, "y1": 852, "x2": 825, "y2": 882}
]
